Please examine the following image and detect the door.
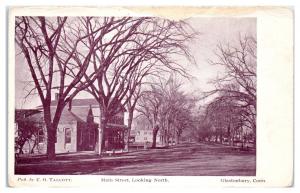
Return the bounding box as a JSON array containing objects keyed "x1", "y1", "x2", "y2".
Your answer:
[{"x1": 77, "y1": 123, "x2": 97, "y2": 151}]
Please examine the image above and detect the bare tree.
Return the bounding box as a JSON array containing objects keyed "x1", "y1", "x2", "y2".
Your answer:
[
  {"x1": 137, "y1": 85, "x2": 163, "y2": 148},
  {"x1": 191, "y1": 116, "x2": 212, "y2": 142},
  {"x1": 15, "y1": 17, "x2": 106, "y2": 159},
  {"x1": 160, "y1": 76, "x2": 196, "y2": 146},
  {"x1": 205, "y1": 95, "x2": 245, "y2": 145},
  {"x1": 205, "y1": 34, "x2": 257, "y2": 146},
  {"x1": 124, "y1": 82, "x2": 143, "y2": 151},
  {"x1": 15, "y1": 118, "x2": 41, "y2": 155},
  {"x1": 68, "y1": 17, "x2": 196, "y2": 154},
  {"x1": 137, "y1": 75, "x2": 197, "y2": 147}
]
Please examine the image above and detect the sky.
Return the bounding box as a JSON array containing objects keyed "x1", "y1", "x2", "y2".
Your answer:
[
  {"x1": 184, "y1": 17, "x2": 256, "y2": 91},
  {"x1": 14, "y1": 17, "x2": 256, "y2": 109}
]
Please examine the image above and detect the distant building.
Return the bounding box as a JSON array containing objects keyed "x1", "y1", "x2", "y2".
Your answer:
[
  {"x1": 130, "y1": 116, "x2": 163, "y2": 147},
  {"x1": 131, "y1": 128, "x2": 163, "y2": 147},
  {"x1": 15, "y1": 97, "x2": 127, "y2": 154},
  {"x1": 135, "y1": 129, "x2": 153, "y2": 143}
]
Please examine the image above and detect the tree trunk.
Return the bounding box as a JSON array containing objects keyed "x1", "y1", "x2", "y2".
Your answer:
[
  {"x1": 175, "y1": 131, "x2": 179, "y2": 145},
  {"x1": 253, "y1": 125, "x2": 256, "y2": 149},
  {"x1": 44, "y1": 106, "x2": 59, "y2": 160},
  {"x1": 125, "y1": 110, "x2": 134, "y2": 152},
  {"x1": 166, "y1": 132, "x2": 169, "y2": 146},
  {"x1": 220, "y1": 133, "x2": 223, "y2": 144},
  {"x1": 96, "y1": 118, "x2": 105, "y2": 155},
  {"x1": 165, "y1": 121, "x2": 169, "y2": 147},
  {"x1": 230, "y1": 130, "x2": 235, "y2": 147},
  {"x1": 96, "y1": 106, "x2": 107, "y2": 155},
  {"x1": 163, "y1": 129, "x2": 167, "y2": 146},
  {"x1": 152, "y1": 126, "x2": 159, "y2": 148},
  {"x1": 30, "y1": 139, "x2": 38, "y2": 154},
  {"x1": 46, "y1": 125, "x2": 56, "y2": 160},
  {"x1": 172, "y1": 126, "x2": 177, "y2": 145},
  {"x1": 18, "y1": 142, "x2": 25, "y2": 154}
]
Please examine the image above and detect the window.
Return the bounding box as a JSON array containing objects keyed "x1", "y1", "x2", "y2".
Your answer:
[
  {"x1": 65, "y1": 128, "x2": 71, "y2": 144},
  {"x1": 144, "y1": 137, "x2": 147, "y2": 140},
  {"x1": 79, "y1": 129, "x2": 83, "y2": 145}
]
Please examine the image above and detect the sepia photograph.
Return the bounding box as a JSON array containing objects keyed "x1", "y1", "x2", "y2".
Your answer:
[
  {"x1": 14, "y1": 15, "x2": 256, "y2": 176},
  {"x1": 7, "y1": 6, "x2": 293, "y2": 188}
]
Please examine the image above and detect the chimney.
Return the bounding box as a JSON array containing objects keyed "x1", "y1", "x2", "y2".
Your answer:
[{"x1": 55, "y1": 93, "x2": 59, "y2": 101}]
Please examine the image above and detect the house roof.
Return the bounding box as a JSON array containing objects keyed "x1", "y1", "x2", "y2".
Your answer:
[
  {"x1": 15, "y1": 109, "x2": 41, "y2": 121},
  {"x1": 28, "y1": 98, "x2": 127, "y2": 125},
  {"x1": 24, "y1": 107, "x2": 87, "y2": 124},
  {"x1": 50, "y1": 98, "x2": 99, "y2": 107},
  {"x1": 38, "y1": 98, "x2": 126, "y2": 112},
  {"x1": 62, "y1": 110, "x2": 85, "y2": 123},
  {"x1": 22, "y1": 112, "x2": 44, "y2": 123}
]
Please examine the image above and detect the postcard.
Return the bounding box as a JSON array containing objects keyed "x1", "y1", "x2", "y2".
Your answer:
[{"x1": 8, "y1": 6, "x2": 293, "y2": 187}]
